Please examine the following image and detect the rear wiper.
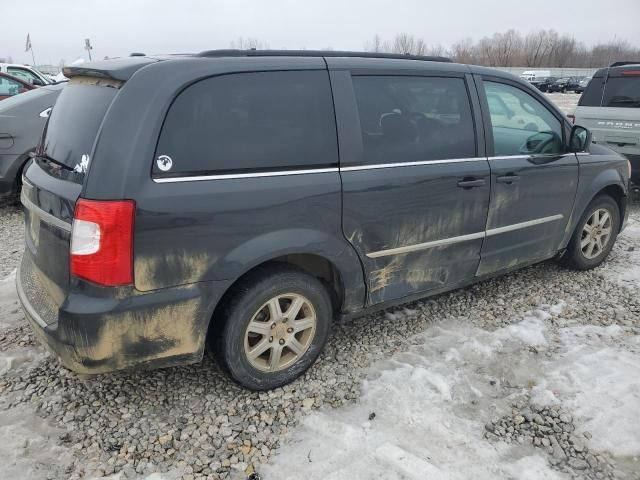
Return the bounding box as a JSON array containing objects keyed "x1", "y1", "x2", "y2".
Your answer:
[{"x1": 30, "y1": 151, "x2": 75, "y2": 171}]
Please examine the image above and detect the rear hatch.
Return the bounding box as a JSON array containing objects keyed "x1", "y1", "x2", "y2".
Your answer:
[
  {"x1": 575, "y1": 70, "x2": 640, "y2": 159},
  {"x1": 20, "y1": 77, "x2": 120, "y2": 323}
]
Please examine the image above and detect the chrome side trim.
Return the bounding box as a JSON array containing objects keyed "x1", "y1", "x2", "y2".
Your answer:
[
  {"x1": 341, "y1": 157, "x2": 486, "y2": 172},
  {"x1": 366, "y1": 231, "x2": 485, "y2": 258},
  {"x1": 20, "y1": 192, "x2": 72, "y2": 233},
  {"x1": 153, "y1": 167, "x2": 339, "y2": 183},
  {"x1": 365, "y1": 214, "x2": 564, "y2": 258},
  {"x1": 485, "y1": 214, "x2": 564, "y2": 236},
  {"x1": 488, "y1": 153, "x2": 568, "y2": 161},
  {"x1": 15, "y1": 261, "x2": 48, "y2": 329}
]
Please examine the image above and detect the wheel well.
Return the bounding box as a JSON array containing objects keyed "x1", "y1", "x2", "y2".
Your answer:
[
  {"x1": 206, "y1": 254, "x2": 345, "y2": 344},
  {"x1": 596, "y1": 184, "x2": 626, "y2": 231}
]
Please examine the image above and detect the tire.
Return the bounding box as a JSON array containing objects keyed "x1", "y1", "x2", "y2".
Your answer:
[
  {"x1": 561, "y1": 195, "x2": 620, "y2": 270},
  {"x1": 562, "y1": 87, "x2": 567, "y2": 94},
  {"x1": 215, "y1": 265, "x2": 332, "y2": 390}
]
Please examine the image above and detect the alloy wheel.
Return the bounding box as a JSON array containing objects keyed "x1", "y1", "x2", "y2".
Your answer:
[
  {"x1": 581, "y1": 208, "x2": 613, "y2": 259},
  {"x1": 243, "y1": 293, "x2": 317, "y2": 372}
]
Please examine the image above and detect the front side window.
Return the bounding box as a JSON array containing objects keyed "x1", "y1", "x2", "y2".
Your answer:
[
  {"x1": 351, "y1": 76, "x2": 476, "y2": 165},
  {"x1": 154, "y1": 70, "x2": 338, "y2": 176},
  {"x1": 484, "y1": 81, "x2": 563, "y2": 156},
  {"x1": 7, "y1": 67, "x2": 38, "y2": 84},
  {"x1": 0, "y1": 76, "x2": 27, "y2": 96}
]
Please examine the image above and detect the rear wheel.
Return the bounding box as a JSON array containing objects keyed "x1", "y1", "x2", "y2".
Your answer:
[
  {"x1": 216, "y1": 265, "x2": 332, "y2": 390},
  {"x1": 561, "y1": 195, "x2": 620, "y2": 270}
]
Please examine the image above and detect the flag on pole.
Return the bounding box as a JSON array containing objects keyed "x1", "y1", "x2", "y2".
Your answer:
[{"x1": 25, "y1": 33, "x2": 32, "y2": 52}]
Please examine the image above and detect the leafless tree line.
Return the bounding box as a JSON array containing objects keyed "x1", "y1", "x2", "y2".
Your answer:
[{"x1": 364, "y1": 30, "x2": 639, "y2": 68}]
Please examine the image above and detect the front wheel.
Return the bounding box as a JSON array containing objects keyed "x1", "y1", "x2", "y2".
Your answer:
[
  {"x1": 561, "y1": 195, "x2": 620, "y2": 270},
  {"x1": 215, "y1": 265, "x2": 332, "y2": 390}
]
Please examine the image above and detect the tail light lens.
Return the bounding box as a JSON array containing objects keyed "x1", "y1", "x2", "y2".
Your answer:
[{"x1": 71, "y1": 199, "x2": 135, "y2": 286}]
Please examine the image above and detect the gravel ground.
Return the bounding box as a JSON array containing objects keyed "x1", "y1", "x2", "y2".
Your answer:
[
  {"x1": 1, "y1": 93, "x2": 639, "y2": 480},
  {"x1": 0, "y1": 203, "x2": 638, "y2": 480},
  {"x1": 0, "y1": 206, "x2": 24, "y2": 279}
]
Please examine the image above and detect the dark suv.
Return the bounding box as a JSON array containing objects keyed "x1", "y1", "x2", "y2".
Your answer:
[{"x1": 17, "y1": 51, "x2": 630, "y2": 390}]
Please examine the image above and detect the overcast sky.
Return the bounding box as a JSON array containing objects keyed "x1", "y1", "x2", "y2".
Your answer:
[{"x1": 4, "y1": 0, "x2": 640, "y2": 65}]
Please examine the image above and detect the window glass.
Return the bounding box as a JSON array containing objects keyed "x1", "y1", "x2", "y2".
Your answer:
[
  {"x1": 0, "y1": 76, "x2": 26, "y2": 96},
  {"x1": 579, "y1": 76, "x2": 604, "y2": 106},
  {"x1": 602, "y1": 77, "x2": 640, "y2": 108},
  {"x1": 42, "y1": 82, "x2": 118, "y2": 168},
  {"x1": 154, "y1": 71, "x2": 338, "y2": 176},
  {"x1": 485, "y1": 81, "x2": 563, "y2": 156},
  {"x1": 351, "y1": 76, "x2": 476, "y2": 164},
  {"x1": 7, "y1": 67, "x2": 38, "y2": 84}
]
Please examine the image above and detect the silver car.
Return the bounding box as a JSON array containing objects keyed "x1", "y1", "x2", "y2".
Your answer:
[{"x1": 573, "y1": 62, "x2": 640, "y2": 196}]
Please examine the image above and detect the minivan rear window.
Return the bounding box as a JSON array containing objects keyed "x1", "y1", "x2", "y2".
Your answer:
[
  {"x1": 602, "y1": 77, "x2": 640, "y2": 108},
  {"x1": 42, "y1": 77, "x2": 120, "y2": 169}
]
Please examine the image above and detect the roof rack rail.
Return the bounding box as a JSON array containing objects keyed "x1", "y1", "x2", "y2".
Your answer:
[
  {"x1": 609, "y1": 61, "x2": 640, "y2": 68},
  {"x1": 196, "y1": 49, "x2": 452, "y2": 63}
]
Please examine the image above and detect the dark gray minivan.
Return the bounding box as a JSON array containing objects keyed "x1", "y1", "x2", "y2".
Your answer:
[{"x1": 17, "y1": 51, "x2": 630, "y2": 390}]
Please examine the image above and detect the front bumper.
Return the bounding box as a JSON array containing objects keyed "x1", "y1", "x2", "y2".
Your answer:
[{"x1": 16, "y1": 254, "x2": 226, "y2": 375}]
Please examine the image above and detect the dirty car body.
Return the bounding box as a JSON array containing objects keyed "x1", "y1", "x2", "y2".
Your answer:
[{"x1": 17, "y1": 51, "x2": 630, "y2": 386}]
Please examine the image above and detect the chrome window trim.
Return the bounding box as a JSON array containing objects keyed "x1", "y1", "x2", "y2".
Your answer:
[
  {"x1": 340, "y1": 157, "x2": 487, "y2": 172},
  {"x1": 365, "y1": 214, "x2": 563, "y2": 258},
  {"x1": 488, "y1": 153, "x2": 569, "y2": 160},
  {"x1": 20, "y1": 191, "x2": 72, "y2": 233},
  {"x1": 152, "y1": 167, "x2": 340, "y2": 183}
]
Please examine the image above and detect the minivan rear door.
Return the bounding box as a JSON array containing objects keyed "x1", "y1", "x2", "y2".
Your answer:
[
  {"x1": 20, "y1": 77, "x2": 120, "y2": 321},
  {"x1": 330, "y1": 63, "x2": 490, "y2": 305}
]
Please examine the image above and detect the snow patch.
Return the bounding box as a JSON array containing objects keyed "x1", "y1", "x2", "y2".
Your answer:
[
  {"x1": 0, "y1": 405, "x2": 74, "y2": 480},
  {"x1": 601, "y1": 217, "x2": 640, "y2": 291},
  {"x1": 0, "y1": 269, "x2": 23, "y2": 331}
]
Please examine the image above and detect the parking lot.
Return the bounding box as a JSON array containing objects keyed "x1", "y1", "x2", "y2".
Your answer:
[{"x1": 1, "y1": 92, "x2": 639, "y2": 480}]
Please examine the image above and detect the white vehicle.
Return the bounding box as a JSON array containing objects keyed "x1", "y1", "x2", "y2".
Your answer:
[
  {"x1": 519, "y1": 70, "x2": 552, "y2": 83},
  {"x1": 0, "y1": 63, "x2": 52, "y2": 86}
]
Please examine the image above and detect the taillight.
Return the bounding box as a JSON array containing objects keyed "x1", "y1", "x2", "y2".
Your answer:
[
  {"x1": 567, "y1": 114, "x2": 575, "y2": 124},
  {"x1": 71, "y1": 199, "x2": 135, "y2": 286},
  {"x1": 622, "y1": 70, "x2": 640, "y2": 76}
]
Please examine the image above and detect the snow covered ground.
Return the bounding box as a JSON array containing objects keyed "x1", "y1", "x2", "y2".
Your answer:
[{"x1": 265, "y1": 215, "x2": 640, "y2": 480}]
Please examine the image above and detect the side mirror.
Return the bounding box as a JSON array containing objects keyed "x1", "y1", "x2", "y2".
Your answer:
[
  {"x1": 31, "y1": 78, "x2": 44, "y2": 86},
  {"x1": 569, "y1": 125, "x2": 591, "y2": 152}
]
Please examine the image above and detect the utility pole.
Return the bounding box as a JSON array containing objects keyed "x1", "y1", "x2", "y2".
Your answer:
[{"x1": 84, "y1": 38, "x2": 93, "y2": 61}]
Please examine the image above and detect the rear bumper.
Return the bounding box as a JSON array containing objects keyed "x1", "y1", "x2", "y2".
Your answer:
[{"x1": 17, "y1": 253, "x2": 227, "y2": 375}]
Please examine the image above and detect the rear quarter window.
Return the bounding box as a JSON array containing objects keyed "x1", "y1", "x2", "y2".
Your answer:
[
  {"x1": 154, "y1": 70, "x2": 338, "y2": 177},
  {"x1": 578, "y1": 76, "x2": 604, "y2": 107}
]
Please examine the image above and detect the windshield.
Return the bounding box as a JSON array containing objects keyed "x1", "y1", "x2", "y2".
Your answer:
[{"x1": 42, "y1": 78, "x2": 120, "y2": 169}]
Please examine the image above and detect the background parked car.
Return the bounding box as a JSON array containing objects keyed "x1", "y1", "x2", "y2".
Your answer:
[
  {"x1": 0, "y1": 63, "x2": 52, "y2": 86},
  {"x1": 532, "y1": 76, "x2": 558, "y2": 92},
  {"x1": 0, "y1": 72, "x2": 35, "y2": 100},
  {"x1": 575, "y1": 76, "x2": 592, "y2": 93},
  {"x1": 573, "y1": 62, "x2": 640, "y2": 198},
  {"x1": 548, "y1": 76, "x2": 583, "y2": 93},
  {"x1": 0, "y1": 82, "x2": 65, "y2": 203}
]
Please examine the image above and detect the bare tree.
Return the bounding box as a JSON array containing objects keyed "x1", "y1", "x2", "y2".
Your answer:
[
  {"x1": 229, "y1": 37, "x2": 268, "y2": 50},
  {"x1": 364, "y1": 34, "x2": 384, "y2": 53},
  {"x1": 451, "y1": 38, "x2": 476, "y2": 63}
]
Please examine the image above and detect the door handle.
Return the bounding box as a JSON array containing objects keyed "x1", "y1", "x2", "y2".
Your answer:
[
  {"x1": 457, "y1": 178, "x2": 486, "y2": 189},
  {"x1": 496, "y1": 174, "x2": 520, "y2": 184}
]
